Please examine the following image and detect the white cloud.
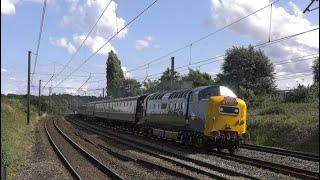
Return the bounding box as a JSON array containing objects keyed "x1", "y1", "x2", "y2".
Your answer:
[
  {"x1": 135, "y1": 39, "x2": 150, "y2": 51},
  {"x1": 288, "y1": 1, "x2": 303, "y2": 18},
  {"x1": 1, "y1": 0, "x2": 18, "y2": 15},
  {"x1": 145, "y1": 36, "x2": 154, "y2": 42},
  {"x1": 1, "y1": 68, "x2": 8, "y2": 73},
  {"x1": 209, "y1": 0, "x2": 319, "y2": 89},
  {"x1": 134, "y1": 35, "x2": 159, "y2": 51},
  {"x1": 61, "y1": 0, "x2": 127, "y2": 39},
  {"x1": 1, "y1": 0, "x2": 54, "y2": 15},
  {"x1": 121, "y1": 67, "x2": 132, "y2": 78},
  {"x1": 49, "y1": 37, "x2": 76, "y2": 54},
  {"x1": 73, "y1": 35, "x2": 116, "y2": 56}
]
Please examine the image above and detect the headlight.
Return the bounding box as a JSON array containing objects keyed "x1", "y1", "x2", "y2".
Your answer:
[
  {"x1": 235, "y1": 109, "x2": 239, "y2": 113},
  {"x1": 220, "y1": 107, "x2": 224, "y2": 111}
]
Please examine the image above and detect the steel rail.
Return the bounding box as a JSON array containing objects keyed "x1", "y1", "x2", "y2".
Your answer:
[
  {"x1": 241, "y1": 144, "x2": 319, "y2": 162},
  {"x1": 67, "y1": 116, "x2": 259, "y2": 180},
  {"x1": 52, "y1": 118, "x2": 124, "y2": 180},
  {"x1": 45, "y1": 117, "x2": 82, "y2": 180},
  {"x1": 211, "y1": 152, "x2": 319, "y2": 180}
]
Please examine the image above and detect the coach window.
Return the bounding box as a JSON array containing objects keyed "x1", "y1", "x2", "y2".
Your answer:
[
  {"x1": 180, "y1": 103, "x2": 183, "y2": 109},
  {"x1": 153, "y1": 104, "x2": 156, "y2": 109},
  {"x1": 174, "y1": 103, "x2": 177, "y2": 109},
  {"x1": 157, "y1": 104, "x2": 160, "y2": 109}
]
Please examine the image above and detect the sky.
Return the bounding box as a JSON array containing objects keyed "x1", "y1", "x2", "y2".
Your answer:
[{"x1": 1, "y1": 0, "x2": 319, "y2": 96}]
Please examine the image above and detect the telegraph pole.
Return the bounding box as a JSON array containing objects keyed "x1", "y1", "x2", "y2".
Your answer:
[
  {"x1": 38, "y1": 80, "x2": 41, "y2": 116},
  {"x1": 48, "y1": 87, "x2": 51, "y2": 114},
  {"x1": 102, "y1": 88, "x2": 105, "y2": 98},
  {"x1": 27, "y1": 51, "x2": 31, "y2": 125},
  {"x1": 170, "y1": 56, "x2": 175, "y2": 90}
]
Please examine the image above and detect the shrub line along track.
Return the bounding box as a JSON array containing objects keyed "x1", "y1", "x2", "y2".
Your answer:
[
  {"x1": 240, "y1": 144, "x2": 319, "y2": 162},
  {"x1": 67, "y1": 116, "x2": 260, "y2": 180},
  {"x1": 45, "y1": 116, "x2": 124, "y2": 180},
  {"x1": 68, "y1": 116, "x2": 319, "y2": 180}
]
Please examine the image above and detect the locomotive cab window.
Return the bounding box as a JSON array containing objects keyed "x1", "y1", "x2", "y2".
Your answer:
[{"x1": 199, "y1": 86, "x2": 220, "y2": 100}]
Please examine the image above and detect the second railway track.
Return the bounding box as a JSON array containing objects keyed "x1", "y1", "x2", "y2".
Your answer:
[
  {"x1": 240, "y1": 143, "x2": 319, "y2": 162},
  {"x1": 45, "y1": 116, "x2": 124, "y2": 180}
]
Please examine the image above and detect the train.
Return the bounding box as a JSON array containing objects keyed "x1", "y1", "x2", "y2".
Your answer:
[{"x1": 77, "y1": 85, "x2": 248, "y2": 154}]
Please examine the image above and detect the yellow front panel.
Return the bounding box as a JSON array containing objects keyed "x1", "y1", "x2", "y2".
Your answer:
[{"x1": 204, "y1": 96, "x2": 246, "y2": 136}]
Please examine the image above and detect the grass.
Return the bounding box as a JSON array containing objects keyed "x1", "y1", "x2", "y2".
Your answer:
[
  {"x1": 247, "y1": 101, "x2": 319, "y2": 154},
  {"x1": 1, "y1": 97, "x2": 41, "y2": 179}
]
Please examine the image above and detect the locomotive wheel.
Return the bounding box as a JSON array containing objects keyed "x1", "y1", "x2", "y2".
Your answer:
[{"x1": 227, "y1": 140, "x2": 235, "y2": 155}]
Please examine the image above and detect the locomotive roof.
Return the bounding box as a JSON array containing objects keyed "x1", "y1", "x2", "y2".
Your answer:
[
  {"x1": 148, "y1": 85, "x2": 221, "y2": 100},
  {"x1": 85, "y1": 85, "x2": 229, "y2": 104},
  {"x1": 86, "y1": 96, "x2": 140, "y2": 104}
]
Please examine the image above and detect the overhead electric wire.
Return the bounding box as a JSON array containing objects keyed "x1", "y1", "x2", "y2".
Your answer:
[
  {"x1": 126, "y1": 0, "x2": 281, "y2": 73},
  {"x1": 54, "y1": 0, "x2": 113, "y2": 79},
  {"x1": 174, "y1": 28, "x2": 319, "y2": 70},
  {"x1": 53, "y1": 0, "x2": 159, "y2": 90},
  {"x1": 256, "y1": 27, "x2": 319, "y2": 48},
  {"x1": 31, "y1": 0, "x2": 47, "y2": 84},
  {"x1": 276, "y1": 74, "x2": 312, "y2": 81},
  {"x1": 77, "y1": 74, "x2": 91, "y2": 91},
  {"x1": 41, "y1": 74, "x2": 54, "y2": 90},
  {"x1": 135, "y1": 52, "x2": 319, "y2": 81}
]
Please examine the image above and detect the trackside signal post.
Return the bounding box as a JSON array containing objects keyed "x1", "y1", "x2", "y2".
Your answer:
[{"x1": 27, "y1": 51, "x2": 31, "y2": 125}]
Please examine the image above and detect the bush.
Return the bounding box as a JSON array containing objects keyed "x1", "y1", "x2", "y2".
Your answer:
[
  {"x1": 258, "y1": 105, "x2": 286, "y2": 115},
  {"x1": 307, "y1": 83, "x2": 319, "y2": 102},
  {"x1": 286, "y1": 85, "x2": 308, "y2": 103},
  {"x1": 239, "y1": 86, "x2": 281, "y2": 108}
]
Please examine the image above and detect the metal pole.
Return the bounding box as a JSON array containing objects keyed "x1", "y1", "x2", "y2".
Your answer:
[
  {"x1": 27, "y1": 51, "x2": 31, "y2": 125},
  {"x1": 38, "y1": 80, "x2": 41, "y2": 116},
  {"x1": 48, "y1": 87, "x2": 51, "y2": 114},
  {"x1": 103, "y1": 88, "x2": 105, "y2": 98},
  {"x1": 171, "y1": 56, "x2": 174, "y2": 90}
]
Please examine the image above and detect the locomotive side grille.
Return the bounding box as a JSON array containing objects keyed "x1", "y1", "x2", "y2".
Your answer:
[{"x1": 219, "y1": 105, "x2": 239, "y2": 115}]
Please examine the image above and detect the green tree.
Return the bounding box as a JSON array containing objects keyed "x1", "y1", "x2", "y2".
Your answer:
[
  {"x1": 106, "y1": 50, "x2": 125, "y2": 98},
  {"x1": 312, "y1": 57, "x2": 319, "y2": 83},
  {"x1": 182, "y1": 68, "x2": 215, "y2": 87},
  {"x1": 142, "y1": 79, "x2": 160, "y2": 94},
  {"x1": 121, "y1": 78, "x2": 142, "y2": 97},
  {"x1": 216, "y1": 45, "x2": 276, "y2": 95},
  {"x1": 157, "y1": 68, "x2": 182, "y2": 91}
]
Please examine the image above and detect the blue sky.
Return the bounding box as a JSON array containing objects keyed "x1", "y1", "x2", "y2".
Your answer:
[{"x1": 1, "y1": 0, "x2": 319, "y2": 96}]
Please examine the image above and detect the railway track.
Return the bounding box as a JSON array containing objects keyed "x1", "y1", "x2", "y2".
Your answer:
[
  {"x1": 240, "y1": 143, "x2": 319, "y2": 162},
  {"x1": 74, "y1": 130, "x2": 205, "y2": 179},
  {"x1": 68, "y1": 116, "x2": 319, "y2": 180},
  {"x1": 45, "y1": 117, "x2": 124, "y2": 180},
  {"x1": 211, "y1": 151, "x2": 319, "y2": 180},
  {"x1": 67, "y1": 116, "x2": 261, "y2": 180}
]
